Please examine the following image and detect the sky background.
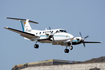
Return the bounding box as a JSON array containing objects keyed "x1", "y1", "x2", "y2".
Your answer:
[{"x1": 1, "y1": 0, "x2": 105, "y2": 70}]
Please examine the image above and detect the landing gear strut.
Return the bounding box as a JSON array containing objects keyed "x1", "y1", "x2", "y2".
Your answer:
[
  {"x1": 34, "y1": 44, "x2": 39, "y2": 49},
  {"x1": 70, "y1": 46, "x2": 73, "y2": 50}
]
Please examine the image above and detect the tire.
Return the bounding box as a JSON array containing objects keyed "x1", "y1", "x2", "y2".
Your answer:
[
  {"x1": 34, "y1": 44, "x2": 39, "y2": 49},
  {"x1": 64, "y1": 49, "x2": 69, "y2": 53}
]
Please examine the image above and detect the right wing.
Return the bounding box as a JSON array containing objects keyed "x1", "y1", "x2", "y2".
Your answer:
[
  {"x1": 4, "y1": 27, "x2": 40, "y2": 41},
  {"x1": 84, "y1": 41, "x2": 101, "y2": 43}
]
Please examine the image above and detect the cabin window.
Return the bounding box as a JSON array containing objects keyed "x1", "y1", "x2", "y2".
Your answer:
[
  {"x1": 51, "y1": 31, "x2": 53, "y2": 33},
  {"x1": 39, "y1": 32, "x2": 41, "y2": 34}
]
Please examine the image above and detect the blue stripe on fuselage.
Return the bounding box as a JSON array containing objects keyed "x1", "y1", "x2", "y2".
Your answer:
[
  {"x1": 40, "y1": 35, "x2": 48, "y2": 37},
  {"x1": 40, "y1": 35, "x2": 70, "y2": 38}
]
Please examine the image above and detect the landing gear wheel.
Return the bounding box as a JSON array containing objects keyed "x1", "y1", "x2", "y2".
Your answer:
[
  {"x1": 64, "y1": 49, "x2": 69, "y2": 53},
  {"x1": 70, "y1": 46, "x2": 73, "y2": 50},
  {"x1": 34, "y1": 44, "x2": 39, "y2": 49}
]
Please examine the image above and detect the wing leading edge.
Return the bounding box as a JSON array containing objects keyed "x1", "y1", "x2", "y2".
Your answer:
[{"x1": 4, "y1": 27, "x2": 39, "y2": 41}]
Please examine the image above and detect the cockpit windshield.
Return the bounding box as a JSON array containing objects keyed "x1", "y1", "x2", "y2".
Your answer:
[{"x1": 59, "y1": 30, "x2": 67, "y2": 33}]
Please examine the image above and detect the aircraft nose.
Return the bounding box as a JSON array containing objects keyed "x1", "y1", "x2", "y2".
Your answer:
[
  {"x1": 81, "y1": 38, "x2": 84, "y2": 41},
  {"x1": 70, "y1": 34, "x2": 74, "y2": 39}
]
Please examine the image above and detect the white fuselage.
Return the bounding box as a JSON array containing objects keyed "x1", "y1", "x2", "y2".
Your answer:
[{"x1": 30, "y1": 29, "x2": 74, "y2": 43}]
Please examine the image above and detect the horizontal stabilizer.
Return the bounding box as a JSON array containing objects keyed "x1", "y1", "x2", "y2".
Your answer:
[{"x1": 5, "y1": 17, "x2": 38, "y2": 24}]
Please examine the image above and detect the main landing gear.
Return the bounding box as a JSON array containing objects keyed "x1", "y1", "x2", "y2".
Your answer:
[
  {"x1": 64, "y1": 46, "x2": 73, "y2": 53},
  {"x1": 64, "y1": 49, "x2": 69, "y2": 53},
  {"x1": 34, "y1": 44, "x2": 39, "y2": 49}
]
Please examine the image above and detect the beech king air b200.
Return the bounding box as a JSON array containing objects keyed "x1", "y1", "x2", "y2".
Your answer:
[{"x1": 4, "y1": 17, "x2": 101, "y2": 53}]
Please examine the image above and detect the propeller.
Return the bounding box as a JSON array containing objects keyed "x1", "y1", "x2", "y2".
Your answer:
[
  {"x1": 79, "y1": 32, "x2": 89, "y2": 47},
  {"x1": 49, "y1": 27, "x2": 51, "y2": 31},
  {"x1": 48, "y1": 35, "x2": 55, "y2": 42},
  {"x1": 48, "y1": 27, "x2": 56, "y2": 42}
]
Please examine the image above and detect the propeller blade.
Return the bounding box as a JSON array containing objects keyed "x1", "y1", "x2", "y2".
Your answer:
[
  {"x1": 83, "y1": 42, "x2": 85, "y2": 47},
  {"x1": 79, "y1": 32, "x2": 83, "y2": 37},
  {"x1": 49, "y1": 27, "x2": 51, "y2": 30},
  {"x1": 52, "y1": 37, "x2": 55, "y2": 42},
  {"x1": 84, "y1": 35, "x2": 89, "y2": 39}
]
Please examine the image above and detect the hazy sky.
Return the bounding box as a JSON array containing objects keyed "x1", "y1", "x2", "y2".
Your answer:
[{"x1": 1, "y1": 0, "x2": 105, "y2": 70}]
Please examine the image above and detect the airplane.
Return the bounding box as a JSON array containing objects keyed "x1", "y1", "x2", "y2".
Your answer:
[{"x1": 4, "y1": 17, "x2": 101, "y2": 53}]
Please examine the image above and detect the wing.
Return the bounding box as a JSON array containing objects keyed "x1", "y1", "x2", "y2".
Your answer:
[
  {"x1": 4, "y1": 27, "x2": 40, "y2": 41},
  {"x1": 84, "y1": 41, "x2": 101, "y2": 43}
]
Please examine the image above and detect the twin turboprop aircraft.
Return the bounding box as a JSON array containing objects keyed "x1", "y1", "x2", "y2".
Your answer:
[{"x1": 4, "y1": 17, "x2": 101, "y2": 53}]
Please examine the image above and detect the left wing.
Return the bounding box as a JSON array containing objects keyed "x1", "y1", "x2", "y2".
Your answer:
[
  {"x1": 84, "y1": 41, "x2": 101, "y2": 43},
  {"x1": 4, "y1": 27, "x2": 40, "y2": 41}
]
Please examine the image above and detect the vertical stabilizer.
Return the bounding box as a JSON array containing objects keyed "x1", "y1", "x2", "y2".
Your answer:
[
  {"x1": 6, "y1": 17, "x2": 38, "y2": 33},
  {"x1": 20, "y1": 19, "x2": 32, "y2": 32}
]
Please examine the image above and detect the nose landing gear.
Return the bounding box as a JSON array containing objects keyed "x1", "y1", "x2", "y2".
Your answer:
[{"x1": 70, "y1": 46, "x2": 73, "y2": 50}]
